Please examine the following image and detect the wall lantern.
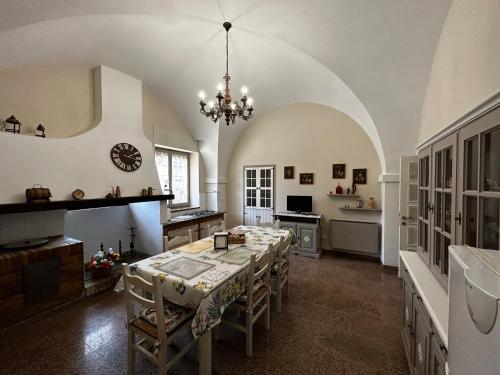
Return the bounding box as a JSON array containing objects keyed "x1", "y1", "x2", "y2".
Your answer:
[
  {"x1": 3, "y1": 115, "x2": 21, "y2": 134},
  {"x1": 35, "y1": 124, "x2": 46, "y2": 138}
]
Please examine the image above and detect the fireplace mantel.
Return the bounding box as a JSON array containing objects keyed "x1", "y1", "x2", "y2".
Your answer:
[{"x1": 0, "y1": 194, "x2": 174, "y2": 215}]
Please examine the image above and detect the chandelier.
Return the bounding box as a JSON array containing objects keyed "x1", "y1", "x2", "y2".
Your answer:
[{"x1": 198, "y1": 22, "x2": 254, "y2": 126}]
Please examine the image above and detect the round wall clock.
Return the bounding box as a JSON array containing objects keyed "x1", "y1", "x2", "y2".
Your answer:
[{"x1": 110, "y1": 143, "x2": 142, "y2": 172}]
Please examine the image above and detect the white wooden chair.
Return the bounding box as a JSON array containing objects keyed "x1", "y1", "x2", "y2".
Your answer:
[
  {"x1": 122, "y1": 264, "x2": 197, "y2": 374},
  {"x1": 271, "y1": 233, "x2": 293, "y2": 313},
  {"x1": 222, "y1": 245, "x2": 272, "y2": 357},
  {"x1": 205, "y1": 220, "x2": 225, "y2": 237},
  {"x1": 163, "y1": 229, "x2": 193, "y2": 252}
]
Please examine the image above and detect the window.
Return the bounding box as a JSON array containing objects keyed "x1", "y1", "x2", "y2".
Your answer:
[{"x1": 155, "y1": 148, "x2": 190, "y2": 207}]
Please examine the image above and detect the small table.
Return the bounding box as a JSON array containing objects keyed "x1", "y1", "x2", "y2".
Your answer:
[{"x1": 116, "y1": 225, "x2": 290, "y2": 374}]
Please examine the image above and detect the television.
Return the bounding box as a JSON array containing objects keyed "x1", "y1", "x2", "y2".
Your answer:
[{"x1": 287, "y1": 195, "x2": 312, "y2": 213}]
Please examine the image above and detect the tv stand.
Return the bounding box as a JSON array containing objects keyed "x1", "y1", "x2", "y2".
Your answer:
[{"x1": 275, "y1": 211, "x2": 321, "y2": 258}]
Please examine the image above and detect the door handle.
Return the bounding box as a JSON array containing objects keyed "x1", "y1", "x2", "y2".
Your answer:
[
  {"x1": 401, "y1": 222, "x2": 407, "y2": 226},
  {"x1": 455, "y1": 212, "x2": 462, "y2": 225}
]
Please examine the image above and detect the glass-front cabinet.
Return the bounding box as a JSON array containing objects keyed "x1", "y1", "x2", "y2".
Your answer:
[
  {"x1": 430, "y1": 135, "x2": 456, "y2": 286},
  {"x1": 457, "y1": 109, "x2": 500, "y2": 251},
  {"x1": 417, "y1": 106, "x2": 500, "y2": 291},
  {"x1": 417, "y1": 147, "x2": 431, "y2": 265}
]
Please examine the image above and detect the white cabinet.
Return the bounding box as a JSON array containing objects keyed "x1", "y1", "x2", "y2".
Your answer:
[{"x1": 275, "y1": 212, "x2": 321, "y2": 258}]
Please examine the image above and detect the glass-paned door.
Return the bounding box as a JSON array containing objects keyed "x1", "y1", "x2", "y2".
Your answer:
[
  {"x1": 458, "y1": 108, "x2": 500, "y2": 252},
  {"x1": 399, "y1": 156, "x2": 418, "y2": 251},
  {"x1": 244, "y1": 166, "x2": 275, "y2": 225},
  {"x1": 431, "y1": 134, "x2": 456, "y2": 287},
  {"x1": 417, "y1": 147, "x2": 431, "y2": 265}
]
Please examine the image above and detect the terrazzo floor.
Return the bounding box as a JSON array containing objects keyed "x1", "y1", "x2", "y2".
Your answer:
[{"x1": 0, "y1": 253, "x2": 408, "y2": 375}]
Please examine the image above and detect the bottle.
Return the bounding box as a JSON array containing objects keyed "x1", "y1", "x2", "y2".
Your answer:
[
  {"x1": 336, "y1": 183, "x2": 343, "y2": 195},
  {"x1": 368, "y1": 197, "x2": 376, "y2": 209}
]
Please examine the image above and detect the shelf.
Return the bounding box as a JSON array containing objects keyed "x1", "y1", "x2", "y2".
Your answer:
[
  {"x1": 339, "y1": 207, "x2": 382, "y2": 212},
  {"x1": 327, "y1": 194, "x2": 360, "y2": 198},
  {"x1": 0, "y1": 194, "x2": 174, "y2": 215}
]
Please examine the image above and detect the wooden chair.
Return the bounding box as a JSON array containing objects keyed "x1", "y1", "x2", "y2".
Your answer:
[
  {"x1": 163, "y1": 229, "x2": 193, "y2": 252},
  {"x1": 122, "y1": 263, "x2": 197, "y2": 375},
  {"x1": 205, "y1": 220, "x2": 225, "y2": 237},
  {"x1": 271, "y1": 233, "x2": 293, "y2": 313},
  {"x1": 222, "y1": 245, "x2": 272, "y2": 357}
]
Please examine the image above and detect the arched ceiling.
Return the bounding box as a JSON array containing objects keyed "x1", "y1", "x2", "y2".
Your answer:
[{"x1": 0, "y1": 0, "x2": 451, "y2": 174}]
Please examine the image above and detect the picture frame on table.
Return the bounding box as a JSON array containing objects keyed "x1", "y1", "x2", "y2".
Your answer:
[
  {"x1": 299, "y1": 173, "x2": 314, "y2": 185},
  {"x1": 284, "y1": 166, "x2": 295, "y2": 179},
  {"x1": 332, "y1": 164, "x2": 346, "y2": 179},
  {"x1": 353, "y1": 168, "x2": 367, "y2": 184}
]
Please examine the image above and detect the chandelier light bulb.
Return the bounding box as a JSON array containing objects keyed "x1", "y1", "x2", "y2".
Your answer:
[
  {"x1": 217, "y1": 83, "x2": 223, "y2": 92},
  {"x1": 230, "y1": 102, "x2": 236, "y2": 110},
  {"x1": 247, "y1": 97, "x2": 253, "y2": 106},
  {"x1": 198, "y1": 91, "x2": 206, "y2": 100},
  {"x1": 241, "y1": 86, "x2": 248, "y2": 95},
  {"x1": 207, "y1": 100, "x2": 215, "y2": 108}
]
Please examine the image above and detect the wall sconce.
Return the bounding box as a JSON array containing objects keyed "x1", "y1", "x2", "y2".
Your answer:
[
  {"x1": 35, "y1": 124, "x2": 46, "y2": 138},
  {"x1": 3, "y1": 115, "x2": 21, "y2": 134}
]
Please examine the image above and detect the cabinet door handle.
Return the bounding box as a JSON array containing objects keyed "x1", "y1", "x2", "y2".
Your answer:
[
  {"x1": 417, "y1": 296, "x2": 422, "y2": 301},
  {"x1": 455, "y1": 212, "x2": 462, "y2": 225}
]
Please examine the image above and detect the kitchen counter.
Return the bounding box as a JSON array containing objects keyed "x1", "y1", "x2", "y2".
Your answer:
[{"x1": 163, "y1": 211, "x2": 225, "y2": 241}]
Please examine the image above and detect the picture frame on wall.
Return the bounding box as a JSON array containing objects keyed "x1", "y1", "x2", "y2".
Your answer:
[
  {"x1": 299, "y1": 173, "x2": 314, "y2": 185},
  {"x1": 284, "y1": 166, "x2": 295, "y2": 179},
  {"x1": 353, "y1": 168, "x2": 367, "y2": 184},
  {"x1": 332, "y1": 164, "x2": 346, "y2": 179}
]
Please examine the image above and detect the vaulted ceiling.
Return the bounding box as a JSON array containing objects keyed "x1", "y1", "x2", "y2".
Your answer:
[{"x1": 0, "y1": 0, "x2": 451, "y2": 174}]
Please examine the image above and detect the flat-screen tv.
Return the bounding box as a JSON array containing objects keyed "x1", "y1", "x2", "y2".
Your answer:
[{"x1": 287, "y1": 195, "x2": 312, "y2": 213}]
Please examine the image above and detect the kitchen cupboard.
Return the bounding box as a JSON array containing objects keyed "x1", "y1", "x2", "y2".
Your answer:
[
  {"x1": 401, "y1": 262, "x2": 448, "y2": 375},
  {"x1": 416, "y1": 105, "x2": 500, "y2": 289}
]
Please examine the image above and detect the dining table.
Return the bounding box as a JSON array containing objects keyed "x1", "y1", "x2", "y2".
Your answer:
[{"x1": 115, "y1": 225, "x2": 291, "y2": 375}]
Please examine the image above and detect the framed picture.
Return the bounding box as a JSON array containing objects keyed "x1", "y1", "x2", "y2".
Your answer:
[
  {"x1": 300, "y1": 173, "x2": 314, "y2": 185},
  {"x1": 353, "y1": 168, "x2": 367, "y2": 184},
  {"x1": 332, "y1": 164, "x2": 346, "y2": 179},
  {"x1": 284, "y1": 166, "x2": 295, "y2": 179}
]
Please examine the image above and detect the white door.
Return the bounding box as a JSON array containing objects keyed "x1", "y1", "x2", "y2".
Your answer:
[
  {"x1": 244, "y1": 166, "x2": 274, "y2": 225},
  {"x1": 400, "y1": 155, "x2": 418, "y2": 251}
]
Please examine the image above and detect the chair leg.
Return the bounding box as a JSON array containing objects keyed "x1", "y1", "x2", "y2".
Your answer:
[
  {"x1": 276, "y1": 285, "x2": 282, "y2": 313},
  {"x1": 246, "y1": 311, "x2": 253, "y2": 357},
  {"x1": 265, "y1": 294, "x2": 270, "y2": 330},
  {"x1": 157, "y1": 343, "x2": 167, "y2": 375},
  {"x1": 128, "y1": 331, "x2": 136, "y2": 375}
]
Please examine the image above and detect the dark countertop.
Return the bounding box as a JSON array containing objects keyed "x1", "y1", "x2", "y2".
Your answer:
[{"x1": 163, "y1": 211, "x2": 225, "y2": 227}]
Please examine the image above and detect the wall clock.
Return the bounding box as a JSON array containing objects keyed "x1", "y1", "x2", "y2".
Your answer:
[{"x1": 110, "y1": 143, "x2": 142, "y2": 172}]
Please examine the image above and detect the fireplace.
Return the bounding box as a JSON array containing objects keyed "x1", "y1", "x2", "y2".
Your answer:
[{"x1": 0, "y1": 236, "x2": 83, "y2": 329}]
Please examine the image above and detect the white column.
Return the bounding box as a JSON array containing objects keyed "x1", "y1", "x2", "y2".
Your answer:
[{"x1": 379, "y1": 173, "x2": 400, "y2": 267}]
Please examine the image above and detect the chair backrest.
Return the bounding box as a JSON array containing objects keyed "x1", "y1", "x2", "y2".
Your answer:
[
  {"x1": 206, "y1": 220, "x2": 225, "y2": 237},
  {"x1": 276, "y1": 233, "x2": 293, "y2": 273},
  {"x1": 163, "y1": 229, "x2": 193, "y2": 252},
  {"x1": 122, "y1": 263, "x2": 166, "y2": 341},
  {"x1": 245, "y1": 244, "x2": 272, "y2": 308}
]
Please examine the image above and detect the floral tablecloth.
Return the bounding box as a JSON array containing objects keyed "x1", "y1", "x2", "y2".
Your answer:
[{"x1": 115, "y1": 226, "x2": 290, "y2": 338}]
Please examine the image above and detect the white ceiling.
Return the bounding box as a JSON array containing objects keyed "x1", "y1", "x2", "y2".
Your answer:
[{"x1": 0, "y1": 0, "x2": 451, "y2": 174}]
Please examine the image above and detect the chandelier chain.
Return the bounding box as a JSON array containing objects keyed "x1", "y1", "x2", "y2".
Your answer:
[{"x1": 226, "y1": 28, "x2": 229, "y2": 76}]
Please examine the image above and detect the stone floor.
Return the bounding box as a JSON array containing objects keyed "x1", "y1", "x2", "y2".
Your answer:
[{"x1": 0, "y1": 253, "x2": 408, "y2": 375}]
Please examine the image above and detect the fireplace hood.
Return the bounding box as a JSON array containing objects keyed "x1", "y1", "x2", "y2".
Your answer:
[{"x1": 0, "y1": 65, "x2": 162, "y2": 203}]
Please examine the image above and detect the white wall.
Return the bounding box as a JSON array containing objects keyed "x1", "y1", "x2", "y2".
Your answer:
[
  {"x1": 226, "y1": 103, "x2": 382, "y2": 250},
  {"x1": 419, "y1": 0, "x2": 500, "y2": 143}
]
